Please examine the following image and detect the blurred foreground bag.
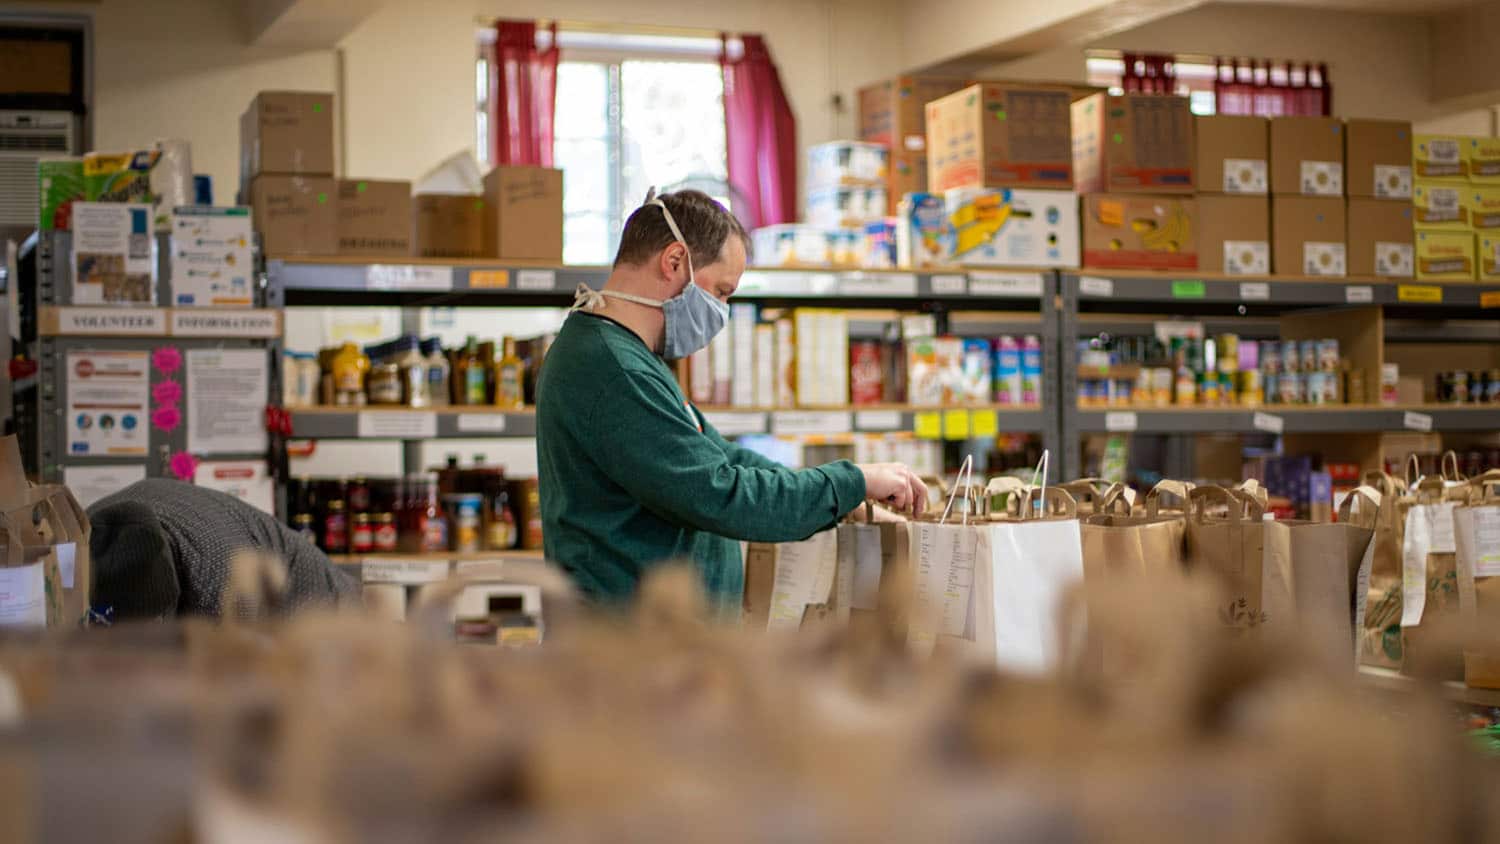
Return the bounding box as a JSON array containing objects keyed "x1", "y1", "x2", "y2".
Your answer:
[
  {"x1": 0, "y1": 435, "x2": 89, "y2": 627},
  {"x1": 1400, "y1": 470, "x2": 1470, "y2": 680},
  {"x1": 1185, "y1": 486, "x2": 1293, "y2": 636},
  {"x1": 743, "y1": 529, "x2": 838, "y2": 631},
  {"x1": 1360, "y1": 470, "x2": 1410, "y2": 669},
  {"x1": 1453, "y1": 472, "x2": 1500, "y2": 688}
]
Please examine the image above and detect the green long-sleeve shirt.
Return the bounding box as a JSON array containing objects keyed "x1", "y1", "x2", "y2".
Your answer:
[{"x1": 536, "y1": 311, "x2": 866, "y2": 609}]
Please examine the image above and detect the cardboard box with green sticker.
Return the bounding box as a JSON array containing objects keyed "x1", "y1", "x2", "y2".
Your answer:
[{"x1": 248, "y1": 175, "x2": 336, "y2": 257}]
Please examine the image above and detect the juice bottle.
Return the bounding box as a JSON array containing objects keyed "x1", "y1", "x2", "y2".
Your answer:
[
  {"x1": 455, "y1": 336, "x2": 487, "y2": 405},
  {"x1": 494, "y1": 337, "x2": 526, "y2": 409}
]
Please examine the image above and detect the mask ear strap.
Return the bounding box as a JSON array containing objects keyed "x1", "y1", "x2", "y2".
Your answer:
[{"x1": 645, "y1": 195, "x2": 694, "y2": 279}]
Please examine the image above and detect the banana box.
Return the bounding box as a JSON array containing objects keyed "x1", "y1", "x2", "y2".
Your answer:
[
  {"x1": 1413, "y1": 134, "x2": 1467, "y2": 180},
  {"x1": 1468, "y1": 137, "x2": 1500, "y2": 183},
  {"x1": 1465, "y1": 186, "x2": 1500, "y2": 231},
  {"x1": 1081, "y1": 194, "x2": 1198, "y2": 270},
  {"x1": 1413, "y1": 180, "x2": 1469, "y2": 230},
  {"x1": 83, "y1": 150, "x2": 161, "y2": 203},
  {"x1": 942, "y1": 187, "x2": 1079, "y2": 267},
  {"x1": 1479, "y1": 233, "x2": 1500, "y2": 281},
  {"x1": 1415, "y1": 230, "x2": 1475, "y2": 280}
]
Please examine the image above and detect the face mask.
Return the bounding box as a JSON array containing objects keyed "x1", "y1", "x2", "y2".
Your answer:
[{"x1": 570, "y1": 190, "x2": 730, "y2": 360}]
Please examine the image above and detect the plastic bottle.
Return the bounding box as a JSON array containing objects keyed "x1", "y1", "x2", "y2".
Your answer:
[
  {"x1": 1020, "y1": 335, "x2": 1043, "y2": 406},
  {"x1": 330, "y1": 342, "x2": 370, "y2": 407},
  {"x1": 455, "y1": 336, "x2": 487, "y2": 405},
  {"x1": 478, "y1": 340, "x2": 498, "y2": 404},
  {"x1": 394, "y1": 336, "x2": 430, "y2": 408},
  {"x1": 421, "y1": 337, "x2": 450, "y2": 407},
  {"x1": 494, "y1": 337, "x2": 526, "y2": 409}
]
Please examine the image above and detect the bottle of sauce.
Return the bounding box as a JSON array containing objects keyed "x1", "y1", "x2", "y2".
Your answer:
[
  {"x1": 483, "y1": 475, "x2": 518, "y2": 549},
  {"x1": 350, "y1": 513, "x2": 375, "y2": 554},
  {"x1": 322, "y1": 499, "x2": 349, "y2": 554},
  {"x1": 454, "y1": 336, "x2": 487, "y2": 405},
  {"x1": 403, "y1": 475, "x2": 449, "y2": 553},
  {"x1": 493, "y1": 337, "x2": 526, "y2": 409},
  {"x1": 396, "y1": 336, "x2": 430, "y2": 408},
  {"x1": 367, "y1": 362, "x2": 404, "y2": 405},
  {"x1": 421, "y1": 337, "x2": 450, "y2": 407},
  {"x1": 330, "y1": 342, "x2": 370, "y2": 407},
  {"x1": 373, "y1": 512, "x2": 398, "y2": 553},
  {"x1": 478, "y1": 340, "x2": 498, "y2": 404}
]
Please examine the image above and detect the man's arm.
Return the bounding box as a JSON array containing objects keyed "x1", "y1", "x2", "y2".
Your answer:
[
  {"x1": 697, "y1": 410, "x2": 788, "y2": 471},
  {"x1": 585, "y1": 369, "x2": 865, "y2": 543}
]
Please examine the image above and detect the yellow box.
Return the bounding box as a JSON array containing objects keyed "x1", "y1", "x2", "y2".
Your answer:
[
  {"x1": 1413, "y1": 134, "x2": 1468, "y2": 180},
  {"x1": 1468, "y1": 137, "x2": 1500, "y2": 183},
  {"x1": 1413, "y1": 180, "x2": 1469, "y2": 230},
  {"x1": 1479, "y1": 233, "x2": 1500, "y2": 280},
  {"x1": 1467, "y1": 186, "x2": 1500, "y2": 231},
  {"x1": 1415, "y1": 229, "x2": 1476, "y2": 280}
]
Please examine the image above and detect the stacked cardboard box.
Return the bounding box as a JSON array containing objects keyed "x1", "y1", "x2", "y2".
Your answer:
[
  {"x1": 1073, "y1": 92, "x2": 1197, "y2": 270},
  {"x1": 1269, "y1": 116, "x2": 1346, "y2": 276},
  {"x1": 1412, "y1": 133, "x2": 1500, "y2": 280},
  {"x1": 1195, "y1": 115, "x2": 1270, "y2": 274},
  {"x1": 241, "y1": 91, "x2": 337, "y2": 256},
  {"x1": 857, "y1": 76, "x2": 965, "y2": 214},
  {"x1": 1345, "y1": 120, "x2": 1414, "y2": 278}
]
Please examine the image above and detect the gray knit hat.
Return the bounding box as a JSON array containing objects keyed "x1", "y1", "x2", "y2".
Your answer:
[{"x1": 88, "y1": 500, "x2": 180, "y2": 618}]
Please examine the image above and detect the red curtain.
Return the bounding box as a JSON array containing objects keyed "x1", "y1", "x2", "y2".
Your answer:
[
  {"x1": 721, "y1": 34, "x2": 797, "y2": 229},
  {"x1": 487, "y1": 19, "x2": 558, "y2": 166},
  {"x1": 1121, "y1": 53, "x2": 1177, "y2": 94},
  {"x1": 1213, "y1": 59, "x2": 1331, "y2": 117}
]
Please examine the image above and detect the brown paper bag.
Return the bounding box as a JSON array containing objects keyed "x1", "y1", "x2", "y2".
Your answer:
[
  {"x1": 1400, "y1": 476, "x2": 1470, "y2": 680},
  {"x1": 8, "y1": 485, "x2": 91, "y2": 623},
  {"x1": 0, "y1": 510, "x2": 64, "y2": 629},
  {"x1": 1275, "y1": 486, "x2": 1380, "y2": 666},
  {"x1": 742, "y1": 530, "x2": 838, "y2": 632},
  {"x1": 1185, "y1": 486, "x2": 1292, "y2": 635},
  {"x1": 1079, "y1": 484, "x2": 1188, "y2": 582},
  {"x1": 1454, "y1": 474, "x2": 1500, "y2": 688},
  {"x1": 1359, "y1": 471, "x2": 1410, "y2": 669}
]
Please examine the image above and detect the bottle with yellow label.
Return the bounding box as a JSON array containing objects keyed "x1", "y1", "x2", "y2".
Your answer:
[
  {"x1": 330, "y1": 341, "x2": 370, "y2": 406},
  {"x1": 494, "y1": 337, "x2": 526, "y2": 409}
]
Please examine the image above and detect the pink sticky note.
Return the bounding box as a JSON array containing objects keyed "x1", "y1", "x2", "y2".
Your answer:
[
  {"x1": 151, "y1": 404, "x2": 181, "y2": 433},
  {"x1": 152, "y1": 347, "x2": 182, "y2": 374},
  {"x1": 168, "y1": 451, "x2": 199, "y2": 481},
  {"x1": 152, "y1": 380, "x2": 182, "y2": 405}
]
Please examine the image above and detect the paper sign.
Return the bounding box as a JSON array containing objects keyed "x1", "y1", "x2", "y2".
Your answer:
[
  {"x1": 71, "y1": 202, "x2": 156, "y2": 305},
  {"x1": 0, "y1": 562, "x2": 46, "y2": 628},
  {"x1": 66, "y1": 350, "x2": 150, "y2": 456},
  {"x1": 839, "y1": 272, "x2": 917, "y2": 297},
  {"x1": 1171, "y1": 280, "x2": 1206, "y2": 299},
  {"x1": 969, "y1": 271, "x2": 1044, "y2": 297},
  {"x1": 1373, "y1": 165, "x2": 1412, "y2": 199},
  {"x1": 942, "y1": 409, "x2": 970, "y2": 440},
  {"x1": 911, "y1": 522, "x2": 978, "y2": 639},
  {"x1": 1345, "y1": 285, "x2": 1374, "y2": 303},
  {"x1": 1303, "y1": 242, "x2": 1347, "y2": 276},
  {"x1": 704, "y1": 412, "x2": 767, "y2": 436},
  {"x1": 913, "y1": 411, "x2": 941, "y2": 439},
  {"x1": 56, "y1": 543, "x2": 76, "y2": 589},
  {"x1": 771, "y1": 411, "x2": 851, "y2": 436},
  {"x1": 1079, "y1": 276, "x2": 1114, "y2": 297},
  {"x1": 63, "y1": 464, "x2": 147, "y2": 507},
  {"x1": 1402, "y1": 506, "x2": 1431, "y2": 627},
  {"x1": 357, "y1": 411, "x2": 438, "y2": 439},
  {"x1": 1252, "y1": 411, "x2": 1284, "y2": 434},
  {"x1": 186, "y1": 349, "x2": 269, "y2": 454},
  {"x1": 901, "y1": 314, "x2": 937, "y2": 339},
  {"x1": 516, "y1": 269, "x2": 556, "y2": 291},
  {"x1": 1104, "y1": 411, "x2": 1138, "y2": 432},
  {"x1": 456, "y1": 413, "x2": 509, "y2": 433},
  {"x1": 854, "y1": 410, "x2": 902, "y2": 431},
  {"x1": 970, "y1": 409, "x2": 999, "y2": 438},
  {"x1": 170, "y1": 207, "x2": 254, "y2": 307},
  {"x1": 1472, "y1": 508, "x2": 1500, "y2": 578},
  {"x1": 1398, "y1": 284, "x2": 1442, "y2": 304},
  {"x1": 366, "y1": 264, "x2": 453, "y2": 291},
  {"x1": 169, "y1": 309, "x2": 281, "y2": 338},
  {"x1": 768, "y1": 531, "x2": 838, "y2": 632},
  {"x1": 362, "y1": 560, "x2": 452, "y2": 584},
  {"x1": 194, "y1": 460, "x2": 275, "y2": 514},
  {"x1": 1223, "y1": 158, "x2": 1268, "y2": 193},
  {"x1": 1225, "y1": 242, "x2": 1271, "y2": 276},
  {"x1": 1404, "y1": 411, "x2": 1433, "y2": 432},
  {"x1": 930, "y1": 274, "x2": 966, "y2": 295},
  {"x1": 48, "y1": 307, "x2": 167, "y2": 336},
  {"x1": 1239, "y1": 282, "x2": 1271, "y2": 301},
  {"x1": 1375, "y1": 242, "x2": 1414, "y2": 278},
  {"x1": 1301, "y1": 161, "x2": 1344, "y2": 195},
  {"x1": 469, "y1": 270, "x2": 510, "y2": 289}
]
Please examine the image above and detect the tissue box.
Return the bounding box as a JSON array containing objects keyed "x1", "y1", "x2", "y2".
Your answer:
[
  {"x1": 808, "y1": 141, "x2": 889, "y2": 188},
  {"x1": 808, "y1": 186, "x2": 888, "y2": 228}
]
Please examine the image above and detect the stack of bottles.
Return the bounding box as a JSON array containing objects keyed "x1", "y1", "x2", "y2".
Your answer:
[
  {"x1": 284, "y1": 333, "x2": 549, "y2": 409},
  {"x1": 286, "y1": 459, "x2": 541, "y2": 557}
]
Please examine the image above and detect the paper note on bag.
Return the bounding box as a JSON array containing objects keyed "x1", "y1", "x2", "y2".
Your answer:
[
  {"x1": 1402, "y1": 504, "x2": 1457, "y2": 626},
  {"x1": 768, "y1": 531, "x2": 837, "y2": 632},
  {"x1": 1430, "y1": 501, "x2": 1458, "y2": 553},
  {"x1": 55, "y1": 543, "x2": 76, "y2": 590},
  {"x1": 851, "y1": 525, "x2": 883, "y2": 610},
  {"x1": 910, "y1": 522, "x2": 977, "y2": 640},
  {"x1": 0, "y1": 562, "x2": 46, "y2": 627},
  {"x1": 833, "y1": 533, "x2": 856, "y2": 620},
  {"x1": 1473, "y1": 508, "x2": 1500, "y2": 578}
]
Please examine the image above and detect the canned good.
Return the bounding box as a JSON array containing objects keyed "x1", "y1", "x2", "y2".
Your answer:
[
  {"x1": 443, "y1": 493, "x2": 484, "y2": 553},
  {"x1": 1317, "y1": 339, "x2": 1340, "y2": 372},
  {"x1": 1263, "y1": 373, "x2": 1279, "y2": 405},
  {"x1": 1135, "y1": 368, "x2": 1154, "y2": 401},
  {"x1": 1279, "y1": 372, "x2": 1304, "y2": 405},
  {"x1": 1321, "y1": 370, "x2": 1341, "y2": 403},
  {"x1": 1282, "y1": 340, "x2": 1301, "y2": 373},
  {"x1": 1299, "y1": 340, "x2": 1319, "y2": 374},
  {"x1": 1175, "y1": 368, "x2": 1197, "y2": 405},
  {"x1": 1488, "y1": 369, "x2": 1500, "y2": 402},
  {"x1": 1307, "y1": 372, "x2": 1329, "y2": 405},
  {"x1": 1152, "y1": 368, "x2": 1173, "y2": 406},
  {"x1": 1079, "y1": 380, "x2": 1101, "y2": 407},
  {"x1": 1217, "y1": 334, "x2": 1240, "y2": 374},
  {"x1": 1110, "y1": 379, "x2": 1133, "y2": 406},
  {"x1": 1471, "y1": 371, "x2": 1487, "y2": 404},
  {"x1": 1221, "y1": 372, "x2": 1237, "y2": 404},
  {"x1": 1240, "y1": 369, "x2": 1263, "y2": 407},
  {"x1": 1200, "y1": 373, "x2": 1220, "y2": 405},
  {"x1": 1261, "y1": 341, "x2": 1282, "y2": 375}
]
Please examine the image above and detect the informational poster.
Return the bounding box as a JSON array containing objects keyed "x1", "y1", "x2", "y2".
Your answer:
[
  {"x1": 195, "y1": 460, "x2": 275, "y2": 514},
  {"x1": 186, "y1": 349, "x2": 268, "y2": 455},
  {"x1": 170, "y1": 207, "x2": 254, "y2": 307},
  {"x1": 63, "y1": 464, "x2": 147, "y2": 508},
  {"x1": 66, "y1": 350, "x2": 149, "y2": 456},
  {"x1": 71, "y1": 202, "x2": 156, "y2": 305}
]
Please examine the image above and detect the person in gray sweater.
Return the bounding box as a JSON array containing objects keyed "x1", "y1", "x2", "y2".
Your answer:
[{"x1": 88, "y1": 478, "x2": 359, "y2": 619}]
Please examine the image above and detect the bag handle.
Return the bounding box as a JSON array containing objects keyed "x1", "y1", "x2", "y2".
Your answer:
[
  {"x1": 1145, "y1": 479, "x2": 1196, "y2": 517},
  {"x1": 1021, "y1": 486, "x2": 1079, "y2": 520},
  {"x1": 1235, "y1": 478, "x2": 1269, "y2": 507},
  {"x1": 1337, "y1": 485, "x2": 1382, "y2": 528},
  {"x1": 1441, "y1": 450, "x2": 1465, "y2": 483},
  {"x1": 1362, "y1": 471, "x2": 1404, "y2": 498},
  {"x1": 1404, "y1": 454, "x2": 1422, "y2": 490},
  {"x1": 1189, "y1": 485, "x2": 1265, "y2": 523},
  {"x1": 0, "y1": 510, "x2": 28, "y2": 567},
  {"x1": 1057, "y1": 479, "x2": 1110, "y2": 513},
  {"x1": 1098, "y1": 483, "x2": 1134, "y2": 516},
  {"x1": 1470, "y1": 470, "x2": 1500, "y2": 504},
  {"x1": 938, "y1": 455, "x2": 976, "y2": 526}
]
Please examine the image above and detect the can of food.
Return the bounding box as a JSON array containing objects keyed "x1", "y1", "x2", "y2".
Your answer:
[
  {"x1": 1306, "y1": 372, "x2": 1329, "y2": 405},
  {"x1": 1263, "y1": 373, "x2": 1278, "y2": 404},
  {"x1": 1175, "y1": 368, "x2": 1197, "y2": 405},
  {"x1": 1299, "y1": 340, "x2": 1319, "y2": 374},
  {"x1": 1135, "y1": 368, "x2": 1154, "y2": 401},
  {"x1": 1318, "y1": 339, "x2": 1340, "y2": 372},
  {"x1": 1322, "y1": 370, "x2": 1341, "y2": 403},
  {"x1": 1152, "y1": 368, "x2": 1173, "y2": 406},
  {"x1": 1221, "y1": 372, "x2": 1238, "y2": 404},
  {"x1": 1111, "y1": 379, "x2": 1133, "y2": 406},
  {"x1": 1261, "y1": 341, "x2": 1282, "y2": 375},
  {"x1": 1345, "y1": 369, "x2": 1366, "y2": 405},
  {"x1": 1240, "y1": 369, "x2": 1263, "y2": 406},
  {"x1": 1279, "y1": 372, "x2": 1304, "y2": 405},
  {"x1": 1079, "y1": 380, "x2": 1100, "y2": 407},
  {"x1": 443, "y1": 493, "x2": 483, "y2": 552},
  {"x1": 1454, "y1": 370, "x2": 1471, "y2": 403},
  {"x1": 1279, "y1": 340, "x2": 1299, "y2": 373},
  {"x1": 1199, "y1": 372, "x2": 1220, "y2": 406},
  {"x1": 1471, "y1": 371, "x2": 1487, "y2": 404},
  {"x1": 1217, "y1": 334, "x2": 1240, "y2": 374}
]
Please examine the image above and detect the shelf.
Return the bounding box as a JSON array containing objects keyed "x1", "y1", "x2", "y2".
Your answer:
[
  {"x1": 1074, "y1": 404, "x2": 1500, "y2": 434},
  {"x1": 1358, "y1": 665, "x2": 1500, "y2": 709},
  {"x1": 1063, "y1": 271, "x2": 1500, "y2": 310},
  {"x1": 331, "y1": 549, "x2": 545, "y2": 585},
  {"x1": 330, "y1": 549, "x2": 543, "y2": 564}
]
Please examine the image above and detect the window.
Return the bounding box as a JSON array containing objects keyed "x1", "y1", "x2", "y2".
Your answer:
[{"x1": 478, "y1": 29, "x2": 731, "y2": 265}]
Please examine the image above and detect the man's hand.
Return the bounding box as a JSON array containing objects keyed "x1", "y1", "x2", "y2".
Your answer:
[{"x1": 857, "y1": 463, "x2": 928, "y2": 516}]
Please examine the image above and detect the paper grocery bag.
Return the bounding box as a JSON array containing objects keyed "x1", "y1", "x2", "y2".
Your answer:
[
  {"x1": 0, "y1": 511, "x2": 63, "y2": 629},
  {"x1": 1057, "y1": 479, "x2": 1114, "y2": 517},
  {"x1": 1079, "y1": 485, "x2": 1187, "y2": 582},
  {"x1": 742, "y1": 530, "x2": 839, "y2": 632},
  {"x1": 1275, "y1": 486, "x2": 1379, "y2": 666},
  {"x1": 0, "y1": 436, "x2": 91, "y2": 624},
  {"x1": 1454, "y1": 489, "x2": 1500, "y2": 688},
  {"x1": 1359, "y1": 471, "x2": 1410, "y2": 669},
  {"x1": 906, "y1": 519, "x2": 980, "y2": 655},
  {"x1": 836, "y1": 515, "x2": 910, "y2": 629},
  {"x1": 1185, "y1": 486, "x2": 1291, "y2": 635},
  {"x1": 1400, "y1": 478, "x2": 1469, "y2": 679}
]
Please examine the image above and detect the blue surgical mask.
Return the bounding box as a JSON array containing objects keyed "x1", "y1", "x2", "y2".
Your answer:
[{"x1": 570, "y1": 191, "x2": 730, "y2": 360}]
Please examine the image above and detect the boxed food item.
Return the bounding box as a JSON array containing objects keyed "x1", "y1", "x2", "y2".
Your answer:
[
  {"x1": 1414, "y1": 229, "x2": 1475, "y2": 280},
  {"x1": 239, "y1": 91, "x2": 335, "y2": 183},
  {"x1": 859, "y1": 76, "x2": 966, "y2": 152},
  {"x1": 732, "y1": 304, "x2": 757, "y2": 407},
  {"x1": 1196, "y1": 194, "x2": 1269, "y2": 275},
  {"x1": 248, "y1": 174, "x2": 337, "y2": 256},
  {"x1": 414, "y1": 194, "x2": 485, "y2": 258},
  {"x1": 961, "y1": 339, "x2": 993, "y2": 403},
  {"x1": 336, "y1": 179, "x2": 412, "y2": 257},
  {"x1": 808, "y1": 141, "x2": 888, "y2": 188},
  {"x1": 926, "y1": 83, "x2": 1073, "y2": 192},
  {"x1": 829, "y1": 227, "x2": 862, "y2": 267},
  {"x1": 993, "y1": 335, "x2": 1022, "y2": 405},
  {"x1": 1195, "y1": 115, "x2": 1268, "y2": 195},
  {"x1": 1081, "y1": 194, "x2": 1198, "y2": 270},
  {"x1": 860, "y1": 219, "x2": 898, "y2": 269},
  {"x1": 83, "y1": 151, "x2": 160, "y2": 203},
  {"x1": 849, "y1": 338, "x2": 884, "y2": 405},
  {"x1": 481, "y1": 165, "x2": 563, "y2": 261},
  {"x1": 933, "y1": 337, "x2": 965, "y2": 404},
  {"x1": 1413, "y1": 180, "x2": 1469, "y2": 230},
  {"x1": 1479, "y1": 233, "x2": 1500, "y2": 280},
  {"x1": 1269, "y1": 117, "x2": 1344, "y2": 196},
  {"x1": 1413, "y1": 134, "x2": 1467, "y2": 180},
  {"x1": 1271, "y1": 196, "x2": 1345, "y2": 276},
  {"x1": 1073, "y1": 93, "x2": 1194, "y2": 194},
  {"x1": 907, "y1": 336, "x2": 942, "y2": 405},
  {"x1": 1465, "y1": 186, "x2": 1500, "y2": 230},
  {"x1": 1344, "y1": 119, "x2": 1413, "y2": 199},
  {"x1": 888, "y1": 152, "x2": 926, "y2": 214},
  {"x1": 39, "y1": 156, "x2": 84, "y2": 230},
  {"x1": 896, "y1": 193, "x2": 949, "y2": 268},
  {"x1": 945, "y1": 187, "x2": 1079, "y2": 267},
  {"x1": 751, "y1": 224, "x2": 831, "y2": 267},
  {"x1": 1468, "y1": 136, "x2": 1500, "y2": 182},
  {"x1": 754, "y1": 325, "x2": 776, "y2": 407},
  {"x1": 807, "y1": 185, "x2": 888, "y2": 228},
  {"x1": 1346, "y1": 198, "x2": 1414, "y2": 278}
]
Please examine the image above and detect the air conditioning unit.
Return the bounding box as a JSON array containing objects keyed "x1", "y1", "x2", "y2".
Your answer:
[{"x1": 0, "y1": 110, "x2": 78, "y2": 228}]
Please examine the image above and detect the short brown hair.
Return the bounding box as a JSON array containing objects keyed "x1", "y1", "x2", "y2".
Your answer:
[{"x1": 613, "y1": 190, "x2": 750, "y2": 269}]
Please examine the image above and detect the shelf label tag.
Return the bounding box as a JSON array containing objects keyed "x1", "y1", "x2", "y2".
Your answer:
[
  {"x1": 456, "y1": 413, "x2": 508, "y2": 433},
  {"x1": 366, "y1": 265, "x2": 453, "y2": 291},
  {"x1": 1398, "y1": 284, "x2": 1442, "y2": 303},
  {"x1": 516, "y1": 269, "x2": 557, "y2": 291},
  {"x1": 357, "y1": 411, "x2": 437, "y2": 439},
  {"x1": 839, "y1": 272, "x2": 917, "y2": 297},
  {"x1": 169, "y1": 309, "x2": 281, "y2": 338},
  {"x1": 1403, "y1": 411, "x2": 1434, "y2": 432},
  {"x1": 930, "y1": 274, "x2": 967, "y2": 295},
  {"x1": 1345, "y1": 285, "x2": 1374, "y2": 304},
  {"x1": 361, "y1": 560, "x2": 451, "y2": 584},
  {"x1": 50, "y1": 307, "x2": 167, "y2": 336},
  {"x1": 771, "y1": 411, "x2": 851, "y2": 436},
  {"x1": 913, "y1": 411, "x2": 942, "y2": 440},
  {"x1": 970, "y1": 409, "x2": 999, "y2": 438},
  {"x1": 854, "y1": 409, "x2": 903, "y2": 431},
  {"x1": 1239, "y1": 282, "x2": 1270, "y2": 301},
  {"x1": 969, "y1": 271, "x2": 1044, "y2": 297},
  {"x1": 942, "y1": 409, "x2": 970, "y2": 440},
  {"x1": 468, "y1": 270, "x2": 510, "y2": 289},
  {"x1": 1171, "y1": 279, "x2": 1206, "y2": 299},
  {"x1": 1252, "y1": 411, "x2": 1284, "y2": 434},
  {"x1": 705, "y1": 411, "x2": 768, "y2": 436},
  {"x1": 1482, "y1": 291, "x2": 1500, "y2": 309},
  {"x1": 901, "y1": 314, "x2": 937, "y2": 339},
  {"x1": 1104, "y1": 411, "x2": 1138, "y2": 432},
  {"x1": 1079, "y1": 276, "x2": 1114, "y2": 297}
]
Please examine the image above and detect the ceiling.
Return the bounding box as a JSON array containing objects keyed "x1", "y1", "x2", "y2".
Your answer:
[{"x1": 1225, "y1": 0, "x2": 1477, "y2": 14}]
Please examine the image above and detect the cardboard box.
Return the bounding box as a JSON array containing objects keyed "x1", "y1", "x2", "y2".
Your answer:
[
  {"x1": 1478, "y1": 233, "x2": 1500, "y2": 280},
  {"x1": 414, "y1": 194, "x2": 485, "y2": 258},
  {"x1": 1466, "y1": 186, "x2": 1500, "y2": 231},
  {"x1": 1469, "y1": 136, "x2": 1500, "y2": 182},
  {"x1": 336, "y1": 179, "x2": 412, "y2": 257},
  {"x1": 1195, "y1": 115, "x2": 1268, "y2": 195},
  {"x1": 888, "y1": 152, "x2": 926, "y2": 214},
  {"x1": 248, "y1": 175, "x2": 337, "y2": 257},
  {"x1": 1413, "y1": 134, "x2": 1467, "y2": 180},
  {"x1": 858, "y1": 76, "x2": 966, "y2": 152},
  {"x1": 1196, "y1": 194, "x2": 1269, "y2": 275},
  {"x1": 1271, "y1": 196, "x2": 1345, "y2": 276},
  {"x1": 1269, "y1": 117, "x2": 1345, "y2": 196},
  {"x1": 926, "y1": 83, "x2": 1073, "y2": 192},
  {"x1": 481, "y1": 165, "x2": 563, "y2": 261},
  {"x1": 1346, "y1": 198, "x2": 1414, "y2": 278},
  {"x1": 943, "y1": 187, "x2": 1079, "y2": 267},
  {"x1": 1081, "y1": 194, "x2": 1198, "y2": 270},
  {"x1": 1345, "y1": 119, "x2": 1413, "y2": 199},
  {"x1": 1414, "y1": 229, "x2": 1475, "y2": 280},
  {"x1": 1413, "y1": 180, "x2": 1469, "y2": 230},
  {"x1": 240, "y1": 91, "x2": 334, "y2": 185},
  {"x1": 1073, "y1": 93, "x2": 1194, "y2": 195}
]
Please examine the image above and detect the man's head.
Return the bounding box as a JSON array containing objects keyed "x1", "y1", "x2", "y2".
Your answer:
[{"x1": 613, "y1": 190, "x2": 750, "y2": 303}]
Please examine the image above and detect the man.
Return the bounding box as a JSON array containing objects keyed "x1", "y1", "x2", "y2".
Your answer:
[
  {"x1": 537, "y1": 189, "x2": 927, "y2": 610},
  {"x1": 89, "y1": 479, "x2": 359, "y2": 618}
]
